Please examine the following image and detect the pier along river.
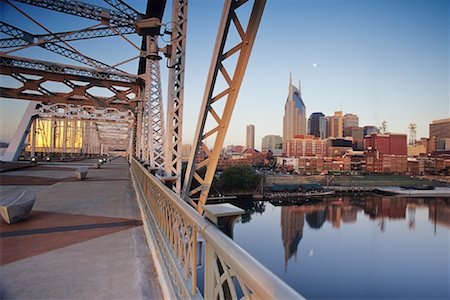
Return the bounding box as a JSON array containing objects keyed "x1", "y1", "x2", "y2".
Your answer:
[{"x1": 231, "y1": 195, "x2": 449, "y2": 299}]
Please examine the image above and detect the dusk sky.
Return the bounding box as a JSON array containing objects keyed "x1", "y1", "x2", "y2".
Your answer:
[{"x1": 1, "y1": 0, "x2": 448, "y2": 148}]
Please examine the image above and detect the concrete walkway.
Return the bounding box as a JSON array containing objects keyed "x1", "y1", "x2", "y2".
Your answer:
[{"x1": 0, "y1": 157, "x2": 163, "y2": 299}]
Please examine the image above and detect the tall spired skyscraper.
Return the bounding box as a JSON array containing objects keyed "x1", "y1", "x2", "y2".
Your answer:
[{"x1": 283, "y1": 74, "x2": 306, "y2": 148}]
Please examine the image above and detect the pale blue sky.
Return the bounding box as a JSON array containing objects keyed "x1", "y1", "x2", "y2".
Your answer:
[{"x1": 1, "y1": 0, "x2": 449, "y2": 149}]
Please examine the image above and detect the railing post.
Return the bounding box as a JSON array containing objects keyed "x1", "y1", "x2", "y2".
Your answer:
[{"x1": 203, "y1": 242, "x2": 215, "y2": 300}]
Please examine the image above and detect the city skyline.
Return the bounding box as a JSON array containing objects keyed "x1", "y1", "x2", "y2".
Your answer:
[{"x1": 0, "y1": 0, "x2": 448, "y2": 147}]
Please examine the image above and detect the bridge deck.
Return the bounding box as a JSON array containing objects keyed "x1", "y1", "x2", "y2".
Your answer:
[{"x1": 0, "y1": 157, "x2": 164, "y2": 299}]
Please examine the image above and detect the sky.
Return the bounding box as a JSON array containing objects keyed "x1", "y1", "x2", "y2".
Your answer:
[{"x1": 0, "y1": 0, "x2": 449, "y2": 149}]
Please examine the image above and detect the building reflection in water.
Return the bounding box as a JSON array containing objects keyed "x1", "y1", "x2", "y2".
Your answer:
[
  {"x1": 429, "y1": 199, "x2": 450, "y2": 231},
  {"x1": 279, "y1": 196, "x2": 450, "y2": 267}
]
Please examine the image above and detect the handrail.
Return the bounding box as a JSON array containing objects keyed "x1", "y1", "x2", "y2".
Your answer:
[{"x1": 130, "y1": 157, "x2": 304, "y2": 299}]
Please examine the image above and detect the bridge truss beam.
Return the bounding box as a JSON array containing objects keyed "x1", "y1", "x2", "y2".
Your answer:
[
  {"x1": 0, "y1": 55, "x2": 143, "y2": 110},
  {"x1": 9, "y1": 0, "x2": 138, "y2": 26},
  {"x1": 141, "y1": 36, "x2": 165, "y2": 169},
  {"x1": 182, "y1": 0, "x2": 266, "y2": 213},
  {"x1": 164, "y1": 0, "x2": 188, "y2": 194},
  {"x1": 0, "y1": 25, "x2": 135, "y2": 49}
]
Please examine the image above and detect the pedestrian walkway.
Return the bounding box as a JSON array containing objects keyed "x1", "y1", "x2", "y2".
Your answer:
[{"x1": 0, "y1": 157, "x2": 163, "y2": 299}]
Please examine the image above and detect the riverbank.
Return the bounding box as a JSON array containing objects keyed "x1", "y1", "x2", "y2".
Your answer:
[{"x1": 265, "y1": 174, "x2": 450, "y2": 188}]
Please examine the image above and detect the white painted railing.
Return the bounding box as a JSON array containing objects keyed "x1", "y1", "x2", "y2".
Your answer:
[{"x1": 130, "y1": 157, "x2": 304, "y2": 300}]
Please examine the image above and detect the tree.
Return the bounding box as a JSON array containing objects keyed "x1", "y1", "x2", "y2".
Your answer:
[{"x1": 220, "y1": 165, "x2": 259, "y2": 193}]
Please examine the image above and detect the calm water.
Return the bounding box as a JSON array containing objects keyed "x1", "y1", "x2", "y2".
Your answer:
[{"x1": 231, "y1": 195, "x2": 450, "y2": 299}]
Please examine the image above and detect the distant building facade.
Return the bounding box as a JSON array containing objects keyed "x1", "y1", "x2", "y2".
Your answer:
[
  {"x1": 365, "y1": 133, "x2": 407, "y2": 173},
  {"x1": 285, "y1": 135, "x2": 327, "y2": 157},
  {"x1": 308, "y1": 112, "x2": 326, "y2": 139},
  {"x1": 327, "y1": 137, "x2": 354, "y2": 157},
  {"x1": 283, "y1": 75, "x2": 306, "y2": 149},
  {"x1": 430, "y1": 118, "x2": 450, "y2": 150},
  {"x1": 326, "y1": 111, "x2": 343, "y2": 138},
  {"x1": 344, "y1": 126, "x2": 364, "y2": 150},
  {"x1": 363, "y1": 125, "x2": 380, "y2": 137},
  {"x1": 246, "y1": 124, "x2": 255, "y2": 149},
  {"x1": 343, "y1": 113, "x2": 359, "y2": 130},
  {"x1": 261, "y1": 135, "x2": 283, "y2": 155}
]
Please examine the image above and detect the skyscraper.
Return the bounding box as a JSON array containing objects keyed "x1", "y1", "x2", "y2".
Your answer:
[
  {"x1": 343, "y1": 113, "x2": 359, "y2": 129},
  {"x1": 246, "y1": 124, "x2": 255, "y2": 149},
  {"x1": 283, "y1": 75, "x2": 306, "y2": 148},
  {"x1": 326, "y1": 111, "x2": 343, "y2": 138},
  {"x1": 308, "y1": 112, "x2": 326, "y2": 138}
]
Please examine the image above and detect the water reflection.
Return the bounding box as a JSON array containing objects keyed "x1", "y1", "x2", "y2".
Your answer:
[
  {"x1": 233, "y1": 195, "x2": 450, "y2": 299},
  {"x1": 278, "y1": 196, "x2": 450, "y2": 267}
]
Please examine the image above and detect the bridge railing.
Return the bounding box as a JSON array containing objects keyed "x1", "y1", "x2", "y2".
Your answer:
[{"x1": 130, "y1": 157, "x2": 303, "y2": 300}]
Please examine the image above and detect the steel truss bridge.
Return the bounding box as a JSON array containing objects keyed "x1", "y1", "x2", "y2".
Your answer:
[{"x1": 0, "y1": 1, "x2": 303, "y2": 298}]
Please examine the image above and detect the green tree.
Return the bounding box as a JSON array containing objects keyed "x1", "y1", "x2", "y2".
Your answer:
[{"x1": 220, "y1": 165, "x2": 259, "y2": 193}]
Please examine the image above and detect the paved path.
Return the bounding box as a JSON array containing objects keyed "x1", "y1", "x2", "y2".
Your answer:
[{"x1": 0, "y1": 157, "x2": 164, "y2": 299}]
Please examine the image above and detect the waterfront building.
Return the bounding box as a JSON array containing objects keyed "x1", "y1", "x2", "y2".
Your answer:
[
  {"x1": 365, "y1": 133, "x2": 407, "y2": 156},
  {"x1": 285, "y1": 135, "x2": 327, "y2": 157},
  {"x1": 343, "y1": 113, "x2": 359, "y2": 130},
  {"x1": 283, "y1": 75, "x2": 306, "y2": 149},
  {"x1": 246, "y1": 124, "x2": 255, "y2": 149},
  {"x1": 365, "y1": 133, "x2": 407, "y2": 173},
  {"x1": 326, "y1": 111, "x2": 343, "y2": 138},
  {"x1": 308, "y1": 112, "x2": 326, "y2": 139},
  {"x1": 261, "y1": 135, "x2": 283, "y2": 155}
]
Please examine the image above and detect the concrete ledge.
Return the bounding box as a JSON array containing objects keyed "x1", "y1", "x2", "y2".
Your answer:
[
  {"x1": 0, "y1": 190, "x2": 36, "y2": 224},
  {"x1": 75, "y1": 167, "x2": 89, "y2": 180}
]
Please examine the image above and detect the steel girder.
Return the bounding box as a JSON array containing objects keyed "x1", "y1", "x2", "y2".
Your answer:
[
  {"x1": 182, "y1": 0, "x2": 266, "y2": 213},
  {"x1": 164, "y1": 0, "x2": 187, "y2": 194},
  {"x1": 0, "y1": 26, "x2": 135, "y2": 48},
  {"x1": 102, "y1": 0, "x2": 140, "y2": 19},
  {"x1": 141, "y1": 36, "x2": 165, "y2": 169},
  {"x1": 10, "y1": 0, "x2": 138, "y2": 26},
  {"x1": 38, "y1": 103, "x2": 134, "y2": 123},
  {"x1": 0, "y1": 22, "x2": 122, "y2": 72},
  {"x1": 0, "y1": 55, "x2": 143, "y2": 110}
]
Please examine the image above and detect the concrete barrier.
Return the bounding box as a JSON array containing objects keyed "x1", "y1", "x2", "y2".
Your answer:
[
  {"x1": 0, "y1": 190, "x2": 36, "y2": 224},
  {"x1": 75, "y1": 167, "x2": 89, "y2": 180}
]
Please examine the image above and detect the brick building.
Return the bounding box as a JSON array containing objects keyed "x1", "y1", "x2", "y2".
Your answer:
[
  {"x1": 285, "y1": 135, "x2": 327, "y2": 157},
  {"x1": 365, "y1": 133, "x2": 407, "y2": 173}
]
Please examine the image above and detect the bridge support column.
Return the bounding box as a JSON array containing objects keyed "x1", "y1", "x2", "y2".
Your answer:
[{"x1": 203, "y1": 203, "x2": 244, "y2": 239}]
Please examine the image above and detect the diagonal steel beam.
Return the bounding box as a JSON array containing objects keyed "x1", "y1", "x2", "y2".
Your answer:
[
  {"x1": 0, "y1": 26, "x2": 135, "y2": 49},
  {"x1": 10, "y1": 0, "x2": 137, "y2": 25},
  {"x1": 103, "y1": 0, "x2": 140, "y2": 19},
  {"x1": 182, "y1": 0, "x2": 266, "y2": 213},
  {"x1": 0, "y1": 55, "x2": 143, "y2": 109},
  {"x1": 0, "y1": 22, "x2": 123, "y2": 72}
]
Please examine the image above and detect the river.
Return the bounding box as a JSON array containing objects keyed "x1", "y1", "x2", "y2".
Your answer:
[{"x1": 231, "y1": 195, "x2": 450, "y2": 299}]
